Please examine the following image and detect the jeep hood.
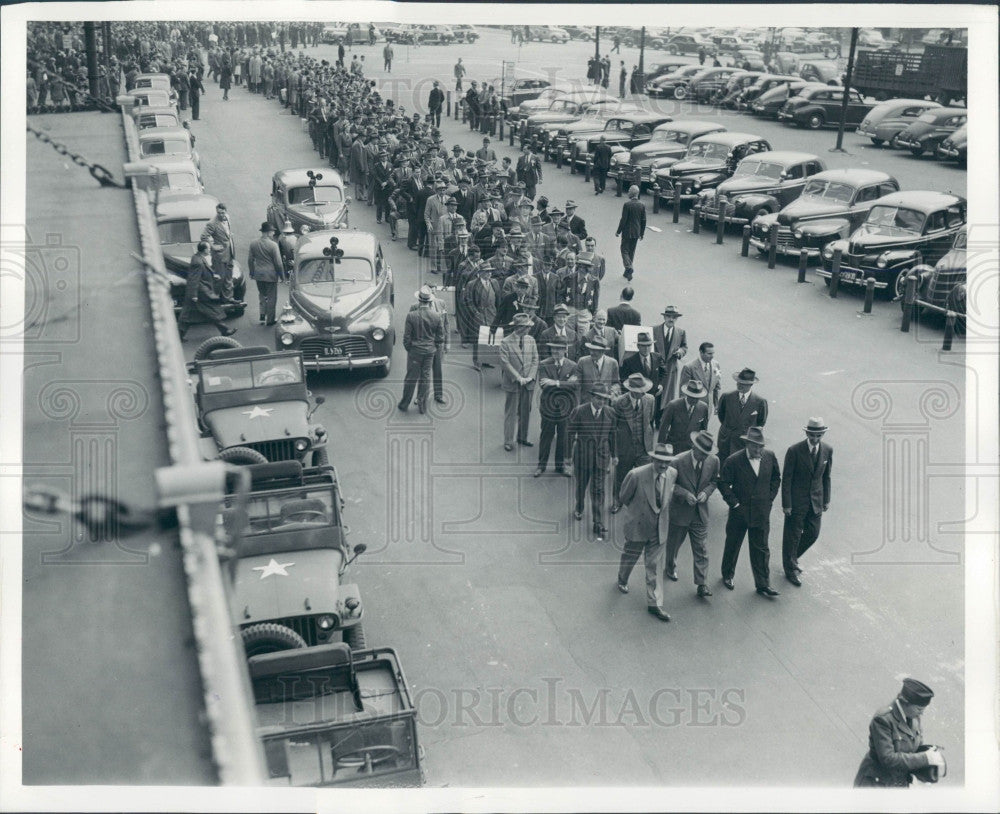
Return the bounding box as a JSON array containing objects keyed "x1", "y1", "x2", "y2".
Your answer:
[
  {"x1": 205, "y1": 401, "x2": 310, "y2": 448},
  {"x1": 230, "y1": 547, "x2": 346, "y2": 624}
]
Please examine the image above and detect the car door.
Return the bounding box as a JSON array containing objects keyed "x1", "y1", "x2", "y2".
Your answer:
[
  {"x1": 777, "y1": 162, "x2": 808, "y2": 205},
  {"x1": 845, "y1": 90, "x2": 869, "y2": 124},
  {"x1": 847, "y1": 184, "x2": 884, "y2": 229},
  {"x1": 923, "y1": 205, "x2": 964, "y2": 264},
  {"x1": 626, "y1": 123, "x2": 652, "y2": 149}
]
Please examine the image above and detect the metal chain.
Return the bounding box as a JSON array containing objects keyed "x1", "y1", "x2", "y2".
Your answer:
[
  {"x1": 23, "y1": 486, "x2": 173, "y2": 538},
  {"x1": 26, "y1": 122, "x2": 126, "y2": 188}
]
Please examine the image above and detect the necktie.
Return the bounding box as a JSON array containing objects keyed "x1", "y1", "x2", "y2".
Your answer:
[
  {"x1": 704, "y1": 363, "x2": 709, "y2": 376},
  {"x1": 695, "y1": 458, "x2": 702, "y2": 481},
  {"x1": 740, "y1": 393, "x2": 747, "y2": 407},
  {"x1": 655, "y1": 473, "x2": 664, "y2": 511},
  {"x1": 519, "y1": 335, "x2": 524, "y2": 352},
  {"x1": 643, "y1": 356, "x2": 650, "y2": 375},
  {"x1": 812, "y1": 444, "x2": 819, "y2": 466},
  {"x1": 634, "y1": 398, "x2": 641, "y2": 413},
  {"x1": 666, "y1": 328, "x2": 672, "y2": 348}
]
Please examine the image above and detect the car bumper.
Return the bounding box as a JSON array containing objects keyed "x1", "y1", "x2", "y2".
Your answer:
[
  {"x1": 699, "y1": 207, "x2": 752, "y2": 226},
  {"x1": 816, "y1": 264, "x2": 890, "y2": 288},
  {"x1": 855, "y1": 124, "x2": 876, "y2": 138},
  {"x1": 937, "y1": 145, "x2": 961, "y2": 158},
  {"x1": 748, "y1": 236, "x2": 822, "y2": 258},
  {"x1": 892, "y1": 137, "x2": 923, "y2": 149},
  {"x1": 299, "y1": 354, "x2": 391, "y2": 370},
  {"x1": 776, "y1": 111, "x2": 796, "y2": 121}
]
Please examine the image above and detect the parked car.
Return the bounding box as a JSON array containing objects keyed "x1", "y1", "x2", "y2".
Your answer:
[
  {"x1": 526, "y1": 25, "x2": 570, "y2": 43},
  {"x1": 156, "y1": 193, "x2": 246, "y2": 318},
  {"x1": 321, "y1": 23, "x2": 349, "y2": 43},
  {"x1": 653, "y1": 132, "x2": 772, "y2": 203},
  {"x1": 382, "y1": 23, "x2": 416, "y2": 44},
  {"x1": 546, "y1": 102, "x2": 646, "y2": 159},
  {"x1": 935, "y1": 124, "x2": 967, "y2": 164},
  {"x1": 345, "y1": 23, "x2": 379, "y2": 42},
  {"x1": 508, "y1": 84, "x2": 576, "y2": 124},
  {"x1": 714, "y1": 35, "x2": 751, "y2": 54},
  {"x1": 277, "y1": 230, "x2": 395, "y2": 376},
  {"x1": 127, "y1": 155, "x2": 204, "y2": 201},
  {"x1": 609, "y1": 120, "x2": 728, "y2": 185},
  {"x1": 266, "y1": 168, "x2": 350, "y2": 235},
  {"x1": 523, "y1": 90, "x2": 615, "y2": 144},
  {"x1": 137, "y1": 125, "x2": 200, "y2": 169},
  {"x1": 132, "y1": 73, "x2": 179, "y2": 106},
  {"x1": 857, "y1": 29, "x2": 898, "y2": 50},
  {"x1": 855, "y1": 98, "x2": 941, "y2": 146},
  {"x1": 564, "y1": 26, "x2": 594, "y2": 41},
  {"x1": 734, "y1": 74, "x2": 799, "y2": 109},
  {"x1": 665, "y1": 33, "x2": 715, "y2": 56},
  {"x1": 777, "y1": 86, "x2": 873, "y2": 129},
  {"x1": 499, "y1": 78, "x2": 553, "y2": 113},
  {"x1": 818, "y1": 190, "x2": 967, "y2": 297},
  {"x1": 451, "y1": 24, "x2": 480, "y2": 43},
  {"x1": 798, "y1": 60, "x2": 841, "y2": 84},
  {"x1": 750, "y1": 80, "x2": 825, "y2": 118},
  {"x1": 570, "y1": 112, "x2": 675, "y2": 167},
  {"x1": 909, "y1": 226, "x2": 966, "y2": 326},
  {"x1": 696, "y1": 151, "x2": 827, "y2": 226},
  {"x1": 748, "y1": 169, "x2": 900, "y2": 258},
  {"x1": 771, "y1": 51, "x2": 800, "y2": 74},
  {"x1": 414, "y1": 24, "x2": 455, "y2": 45},
  {"x1": 643, "y1": 61, "x2": 690, "y2": 85},
  {"x1": 133, "y1": 105, "x2": 181, "y2": 131},
  {"x1": 734, "y1": 49, "x2": 767, "y2": 71},
  {"x1": 125, "y1": 87, "x2": 176, "y2": 112},
  {"x1": 892, "y1": 107, "x2": 968, "y2": 156},
  {"x1": 688, "y1": 67, "x2": 741, "y2": 102},
  {"x1": 646, "y1": 65, "x2": 704, "y2": 99},
  {"x1": 718, "y1": 71, "x2": 763, "y2": 107}
]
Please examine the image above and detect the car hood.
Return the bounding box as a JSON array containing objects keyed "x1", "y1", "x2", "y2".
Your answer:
[
  {"x1": 668, "y1": 157, "x2": 727, "y2": 176},
  {"x1": 776, "y1": 197, "x2": 847, "y2": 224},
  {"x1": 291, "y1": 285, "x2": 382, "y2": 329},
  {"x1": 933, "y1": 248, "x2": 966, "y2": 272},
  {"x1": 161, "y1": 244, "x2": 196, "y2": 271},
  {"x1": 287, "y1": 201, "x2": 347, "y2": 225},
  {"x1": 629, "y1": 141, "x2": 688, "y2": 162},
  {"x1": 846, "y1": 229, "x2": 924, "y2": 254},
  {"x1": 231, "y1": 547, "x2": 346, "y2": 624},
  {"x1": 205, "y1": 401, "x2": 310, "y2": 448},
  {"x1": 715, "y1": 176, "x2": 780, "y2": 195},
  {"x1": 528, "y1": 112, "x2": 579, "y2": 126}
]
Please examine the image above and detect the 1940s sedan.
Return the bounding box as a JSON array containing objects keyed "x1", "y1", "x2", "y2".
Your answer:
[{"x1": 266, "y1": 167, "x2": 351, "y2": 235}]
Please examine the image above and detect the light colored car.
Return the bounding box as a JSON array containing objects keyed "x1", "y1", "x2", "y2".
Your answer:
[
  {"x1": 855, "y1": 99, "x2": 941, "y2": 146},
  {"x1": 138, "y1": 125, "x2": 200, "y2": 169},
  {"x1": 267, "y1": 167, "x2": 351, "y2": 234}
]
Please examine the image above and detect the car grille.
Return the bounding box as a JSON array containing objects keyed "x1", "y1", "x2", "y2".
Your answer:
[
  {"x1": 300, "y1": 336, "x2": 371, "y2": 358},
  {"x1": 699, "y1": 196, "x2": 734, "y2": 218},
  {"x1": 244, "y1": 439, "x2": 303, "y2": 463},
  {"x1": 926, "y1": 270, "x2": 965, "y2": 307}
]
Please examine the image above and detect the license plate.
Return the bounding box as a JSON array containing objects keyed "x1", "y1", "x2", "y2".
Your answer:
[
  {"x1": 838, "y1": 271, "x2": 858, "y2": 282},
  {"x1": 323, "y1": 346, "x2": 344, "y2": 357}
]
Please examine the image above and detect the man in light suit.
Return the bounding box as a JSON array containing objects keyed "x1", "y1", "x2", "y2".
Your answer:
[
  {"x1": 616, "y1": 443, "x2": 677, "y2": 622},
  {"x1": 577, "y1": 336, "x2": 620, "y2": 397},
  {"x1": 680, "y1": 342, "x2": 722, "y2": 414},
  {"x1": 610, "y1": 373, "x2": 656, "y2": 514},
  {"x1": 664, "y1": 429, "x2": 720, "y2": 597},
  {"x1": 200, "y1": 202, "x2": 236, "y2": 300},
  {"x1": 424, "y1": 180, "x2": 449, "y2": 273},
  {"x1": 652, "y1": 305, "x2": 687, "y2": 414},
  {"x1": 718, "y1": 426, "x2": 782, "y2": 596},
  {"x1": 781, "y1": 417, "x2": 833, "y2": 587},
  {"x1": 716, "y1": 367, "x2": 768, "y2": 461},
  {"x1": 534, "y1": 336, "x2": 579, "y2": 476},
  {"x1": 657, "y1": 380, "x2": 709, "y2": 453},
  {"x1": 499, "y1": 313, "x2": 539, "y2": 451},
  {"x1": 568, "y1": 384, "x2": 617, "y2": 538}
]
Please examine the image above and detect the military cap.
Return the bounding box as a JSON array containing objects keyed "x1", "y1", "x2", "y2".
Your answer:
[{"x1": 900, "y1": 678, "x2": 934, "y2": 706}]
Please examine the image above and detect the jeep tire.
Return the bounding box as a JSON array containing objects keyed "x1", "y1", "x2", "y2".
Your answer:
[
  {"x1": 193, "y1": 335, "x2": 242, "y2": 361},
  {"x1": 218, "y1": 446, "x2": 269, "y2": 465},
  {"x1": 343, "y1": 622, "x2": 366, "y2": 651},
  {"x1": 241, "y1": 623, "x2": 308, "y2": 657}
]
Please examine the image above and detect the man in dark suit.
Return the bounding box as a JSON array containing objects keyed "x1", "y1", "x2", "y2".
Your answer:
[
  {"x1": 679, "y1": 342, "x2": 722, "y2": 414},
  {"x1": 615, "y1": 185, "x2": 646, "y2": 281},
  {"x1": 619, "y1": 332, "x2": 665, "y2": 405},
  {"x1": 657, "y1": 380, "x2": 709, "y2": 452},
  {"x1": 461, "y1": 265, "x2": 500, "y2": 369},
  {"x1": 399, "y1": 286, "x2": 446, "y2": 415},
  {"x1": 538, "y1": 303, "x2": 579, "y2": 361},
  {"x1": 652, "y1": 305, "x2": 687, "y2": 409},
  {"x1": 565, "y1": 200, "x2": 587, "y2": 240},
  {"x1": 576, "y1": 336, "x2": 620, "y2": 397},
  {"x1": 716, "y1": 367, "x2": 768, "y2": 462},
  {"x1": 606, "y1": 286, "x2": 641, "y2": 331},
  {"x1": 610, "y1": 373, "x2": 657, "y2": 513},
  {"x1": 616, "y1": 443, "x2": 677, "y2": 621},
  {"x1": 592, "y1": 134, "x2": 614, "y2": 194},
  {"x1": 664, "y1": 429, "x2": 720, "y2": 597},
  {"x1": 371, "y1": 150, "x2": 394, "y2": 224},
  {"x1": 718, "y1": 427, "x2": 782, "y2": 596},
  {"x1": 427, "y1": 80, "x2": 445, "y2": 127},
  {"x1": 781, "y1": 417, "x2": 833, "y2": 586},
  {"x1": 516, "y1": 144, "x2": 542, "y2": 200},
  {"x1": 568, "y1": 384, "x2": 617, "y2": 538},
  {"x1": 534, "y1": 337, "x2": 579, "y2": 477}
]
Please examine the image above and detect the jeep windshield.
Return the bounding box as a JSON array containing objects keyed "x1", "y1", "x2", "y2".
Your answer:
[
  {"x1": 861, "y1": 205, "x2": 925, "y2": 236},
  {"x1": 227, "y1": 485, "x2": 336, "y2": 537},
  {"x1": 800, "y1": 180, "x2": 854, "y2": 203},
  {"x1": 685, "y1": 141, "x2": 731, "y2": 161},
  {"x1": 297, "y1": 257, "x2": 375, "y2": 296},
  {"x1": 200, "y1": 357, "x2": 304, "y2": 393},
  {"x1": 289, "y1": 185, "x2": 345, "y2": 205},
  {"x1": 158, "y1": 217, "x2": 209, "y2": 244},
  {"x1": 733, "y1": 160, "x2": 784, "y2": 180}
]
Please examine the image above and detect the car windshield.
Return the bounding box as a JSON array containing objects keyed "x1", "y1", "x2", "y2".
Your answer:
[
  {"x1": 686, "y1": 141, "x2": 731, "y2": 160},
  {"x1": 158, "y1": 217, "x2": 209, "y2": 244},
  {"x1": 226, "y1": 484, "x2": 336, "y2": 537},
  {"x1": 162, "y1": 172, "x2": 199, "y2": 190},
  {"x1": 651, "y1": 130, "x2": 690, "y2": 145},
  {"x1": 952, "y1": 230, "x2": 967, "y2": 249},
  {"x1": 200, "y1": 357, "x2": 304, "y2": 393},
  {"x1": 288, "y1": 185, "x2": 344, "y2": 205},
  {"x1": 733, "y1": 161, "x2": 784, "y2": 180},
  {"x1": 863, "y1": 205, "x2": 925, "y2": 235},
  {"x1": 800, "y1": 180, "x2": 855, "y2": 202},
  {"x1": 917, "y1": 111, "x2": 939, "y2": 124},
  {"x1": 296, "y1": 256, "x2": 375, "y2": 296},
  {"x1": 141, "y1": 139, "x2": 188, "y2": 156}
]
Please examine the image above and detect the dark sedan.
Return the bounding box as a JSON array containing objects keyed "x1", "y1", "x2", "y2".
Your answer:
[
  {"x1": 653, "y1": 132, "x2": 772, "y2": 203},
  {"x1": 777, "y1": 86, "x2": 873, "y2": 129}
]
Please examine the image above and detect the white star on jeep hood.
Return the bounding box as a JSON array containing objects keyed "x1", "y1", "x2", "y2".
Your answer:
[
  {"x1": 252, "y1": 558, "x2": 295, "y2": 579},
  {"x1": 242, "y1": 406, "x2": 273, "y2": 419}
]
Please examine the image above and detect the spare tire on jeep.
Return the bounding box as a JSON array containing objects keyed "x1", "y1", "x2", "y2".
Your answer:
[
  {"x1": 241, "y1": 623, "x2": 308, "y2": 657},
  {"x1": 218, "y1": 446, "x2": 269, "y2": 465},
  {"x1": 194, "y1": 335, "x2": 242, "y2": 361}
]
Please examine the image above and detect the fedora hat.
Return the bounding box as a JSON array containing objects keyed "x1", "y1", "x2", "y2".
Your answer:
[
  {"x1": 511, "y1": 312, "x2": 534, "y2": 327},
  {"x1": 739, "y1": 426, "x2": 766, "y2": 446},
  {"x1": 661, "y1": 305, "x2": 683, "y2": 317},
  {"x1": 690, "y1": 429, "x2": 715, "y2": 455},
  {"x1": 565, "y1": 199, "x2": 578, "y2": 210},
  {"x1": 259, "y1": 221, "x2": 275, "y2": 233},
  {"x1": 584, "y1": 337, "x2": 608, "y2": 352},
  {"x1": 649, "y1": 442, "x2": 675, "y2": 462},
  {"x1": 680, "y1": 380, "x2": 708, "y2": 399},
  {"x1": 417, "y1": 285, "x2": 434, "y2": 302},
  {"x1": 636, "y1": 332, "x2": 653, "y2": 346},
  {"x1": 589, "y1": 383, "x2": 613, "y2": 400},
  {"x1": 552, "y1": 303, "x2": 571, "y2": 316},
  {"x1": 803, "y1": 417, "x2": 828, "y2": 433},
  {"x1": 546, "y1": 336, "x2": 569, "y2": 349},
  {"x1": 624, "y1": 373, "x2": 653, "y2": 394},
  {"x1": 732, "y1": 367, "x2": 759, "y2": 383}
]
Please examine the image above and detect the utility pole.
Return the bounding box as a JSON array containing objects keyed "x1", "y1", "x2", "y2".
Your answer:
[
  {"x1": 595, "y1": 26, "x2": 600, "y2": 61},
  {"x1": 84, "y1": 22, "x2": 100, "y2": 99},
  {"x1": 832, "y1": 27, "x2": 859, "y2": 153},
  {"x1": 638, "y1": 27, "x2": 646, "y2": 94}
]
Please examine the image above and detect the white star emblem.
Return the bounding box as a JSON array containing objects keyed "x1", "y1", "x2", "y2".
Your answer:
[
  {"x1": 242, "y1": 406, "x2": 273, "y2": 419},
  {"x1": 252, "y1": 558, "x2": 295, "y2": 579}
]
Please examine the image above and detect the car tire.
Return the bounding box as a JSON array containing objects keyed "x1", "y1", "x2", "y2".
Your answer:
[
  {"x1": 909, "y1": 143, "x2": 925, "y2": 157},
  {"x1": 892, "y1": 270, "x2": 911, "y2": 301},
  {"x1": 193, "y1": 335, "x2": 242, "y2": 362},
  {"x1": 218, "y1": 446, "x2": 269, "y2": 466},
  {"x1": 807, "y1": 113, "x2": 825, "y2": 129},
  {"x1": 668, "y1": 45, "x2": 678, "y2": 55},
  {"x1": 343, "y1": 622, "x2": 366, "y2": 651},
  {"x1": 241, "y1": 623, "x2": 308, "y2": 658},
  {"x1": 312, "y1": 446, "x2": 330, "y2": 467},
  {"x1": 870, "y1": 137, "x2": 884, "y2": 147},
  {"x1": 673, "y1": 85, "x2": 688, "y2": 100}
]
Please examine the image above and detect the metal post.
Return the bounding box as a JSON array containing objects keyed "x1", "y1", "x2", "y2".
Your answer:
[
  {"x1": 498, "y1": 116, "x2": 504, "y2": 140},
  {"x1": 741, "y1": 226, "x2": 751, "y2": 256},
  {"x1": 692, "y1": 205, "x2": 701, "y2": 234},
  {"x1": 638, "y1": 27, "x2": 646, "y2": 94},
  {"x1": 716, "y1": 210, "x2": 726, "y2": 245},
  {"x1": 834, "y1": 28, "x2": 859, "y2": 153},
  {"x1": 829, "y1": 248, "x2": 842, "y2": 297},
  {"x1": 490, "y1": 115, "x2": 497, "y2": 136},
  {"x1": 901, "y1": 274, "x2": 917, "y2": 332},
  {"x1": 595, "y1": 26, "x2": 600, "y2": 62},
  {"x1": 672, "y1": 185, "x2": 680, "y2": 223},
  {"x1": 766, "y1": 225, "x2": 778, "y2": 267},
  {"x1": 615, "y1": 175, "x2": 623, "y2": 197},
  {"x1": 509, "y1": 122, "x2": 515, "y2": 146},
  {"x1": 652, "y1": 183, "x2": 660, "y2": 214},
  {"x1": 84, "y1": 22, "x2": 100, "y2": 100},
  {"x1": 863, "y1": 277, "x2": 876, "y2": 313},
  {"x1": 942, "y1": 311, "x2": 956, "y2": 351},
  {"x1": 797, "y1": 249, "x2": 808, "y2": 282},
  {"x1": 447, "y1": 91, "x2": 452, "y2": 117}
]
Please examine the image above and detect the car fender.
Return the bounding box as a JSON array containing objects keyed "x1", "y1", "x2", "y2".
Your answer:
[
  {"x1": 797, "y1": 217, "x2": 851, "y2": 240},
  {"x1": 879, "y1": 249, "x2": 923, "y2": 268},
  {"x1": 731, "y1": 192, "x2": 780, "y2": 214}
]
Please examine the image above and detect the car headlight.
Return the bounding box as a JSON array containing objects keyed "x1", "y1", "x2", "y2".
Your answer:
[
  {"x1": 372, "y1": 327, "x2": 386, "y2": 341},
  {"x1": 760, "y1": 223, "x2": 770, "y2": 234},
  {"x1": 294, "y1": 439, "x2": 309, "y2": 452},
  {"x1": 822, "y1": 246, "x2": 834, "y2": 260},
  {"x1": 794, "y1": 229, "x2": 803, "y2": 240},
  {"x1": 692, "y1": 180, "x2": 701, "y2": 190},
  {"x1": 316, "y1": 614, "x2": 336, "y2": 630},
  {"x1": 280, "y1": 332, "x2": 294, "y2": 345},
  {"x1": 876, "y1": 254, "x2": 888, "y2": 269}
]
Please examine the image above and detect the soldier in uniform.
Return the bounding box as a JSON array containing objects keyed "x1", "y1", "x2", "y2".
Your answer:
[{"x1": 854, "y1": 678, "x2": 945, "y2": 787}]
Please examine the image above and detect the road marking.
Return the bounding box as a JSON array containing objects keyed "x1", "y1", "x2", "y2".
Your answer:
[{"x1": 819, "y1": 370, "x2": 844, "y2": 376}]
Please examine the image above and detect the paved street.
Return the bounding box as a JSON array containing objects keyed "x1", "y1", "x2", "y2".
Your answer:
[{"x1": 178, "y1": 30, "x2": 964, "y2": 787}]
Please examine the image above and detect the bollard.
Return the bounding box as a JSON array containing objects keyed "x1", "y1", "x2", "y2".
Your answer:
[
  {"x1": 652, "y1": 183, "x2": 661, "y2": 214},
  {"x1": 715, "y1": 207, "x2": 726, "y2": 245},
  {"x1": 829, "y1": 248, "x2": 841, "y2": 297},
  {"x1": 447, "y1": 91, "x2": 452, "y2": 118},
  {"x1": 692, "y1": 205, "x2": 701, "y2": 234},
  {"x1": 509, "y1": 122, "x2": 515, "y2": 146},
  {"x1": 797, "y1": 249, "x2": 808, "y2": 282},
  {"x1": 672, "y1": 185, "x2": 681, "y2": 224},
  {"x1": 584, "y1": 154, "x2": 592, "y2": 182},
  {"x1": 490, "y1": 115, "x2": 497, "y2": 137},
  {"x1": 741, "y1": 225, "x2": 751, "y2": 257},
  {"x1": 863, "y1": 277, "x2": 876, "y2": 313},
  {"x1": 615, "y1": 175, "x2": 623, "y2": 197},
  {"x1": 900, "y1": 274, "x2": 917, "y2": 332},
  {"x1": 456, "y1": 100, "x2": 461, "y2": 121},
  {"x1": 498, "y1": 117, "x2": 504, "y2": 140},
  {"x1": 555, "y1": 144, "x2": 563, "y2": 169},
  {"x1": 767, "y1": 225, "x2": 778, "y2": 268},
  {"x1": 942, "y1": 311, "x2": 956, "y2": 351}
]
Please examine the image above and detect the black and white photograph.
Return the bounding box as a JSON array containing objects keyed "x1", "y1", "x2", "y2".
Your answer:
[{"x1": 1, "y1": 1, "x2": 997, "y2": 811}]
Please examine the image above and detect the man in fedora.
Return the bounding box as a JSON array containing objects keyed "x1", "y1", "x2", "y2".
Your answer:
[
  {"x1": 718, "y1": 426, "x2": 781, "y2": 596},
  {"x1": 577, "y1": 335, "x2": 620, "y2": 397},
  {"x1": 539, "y1": 303, "x2": 580, "y2": 362},
  {"x1": 246, "y1": 221, "x2": 285, "y2": 326},
  {"x1": 854, "y1": 677, "x2": 945, "y2": 787},
  {"x1": 568, "y1": 383, "x2": 617, "y2": 538},
  {"x1": 610, "y1": 373, "x2": 656, "y2": 513},
  {"x1": 664, "y1": 429, "x2": 720, "y2": 597},
  {"x1": 615, "y1": 184, "x2": 646, "y2": 281},
  {"x1": 535, "y1": 336, "x2": 579, "y2": 477},
  {"x1": 781, "y1": 417, "x2": 833, "y2": 586},
  {"x1": 616, "y1": 442, "x2": 676, "y2": 622},
  {"x1": 399, "y1": 285, "x2": 445, "y2": 414},
  {"x1": 680, "y1": 341, "x2": 722, "y2": 414},
  {"x1": 499, "y1": 312, "x2": 539, "y2": 451},
  {"x1": 658, "y1": 379, "x2": 709, "y2": 453},
  {"x1": 461, "y1": 263, "x2": 499, "y2": 370},
  {"x1": 565, "y1": 200, "x2": 588, "y2": 240},
  {"x1": 424, "y1": 179, "x2": 449, "y2": 273},
  {"x1": 716, "y1": 367, "x2": 769, "y2": 462},
  {"x1": 409, "y1": 287, "x2": 450, "y2": 405},
  {"x1": 620, "y1": 331, "x2": 665, "y2": 406},
  {"x1": 652, "y1": 305, "x2": 687, "y2": 411}
]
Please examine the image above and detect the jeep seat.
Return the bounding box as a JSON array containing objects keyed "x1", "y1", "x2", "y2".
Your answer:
[
  {"x1": 249, "y1": 642, "x2": 362, "y2": 709},
  {"x1": 279, "y1": 498, "x2": 329, "y2": 524}
]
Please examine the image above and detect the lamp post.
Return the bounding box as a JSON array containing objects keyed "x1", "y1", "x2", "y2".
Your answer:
[
  {"x1": 832, "y1": 27, "x2": 859, "y2": 154},
  {"x1": 638, "y1": 26, "x2": 646, "y2": 94}
]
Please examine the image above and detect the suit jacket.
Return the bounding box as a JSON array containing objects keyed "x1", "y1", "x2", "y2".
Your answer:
[
  {"x1": 200, "y1": 216, "x2": 234, "y2": 258},
  {"x1": 606, "y1": 302, "x2": 642, "y2": 331},
  {"x1": 246, "y1": 236, "x2": 284, "y2": 281},
  {"x1": 424, "y1": 194, "x2": 448, "y2": 232},
  {"x1": 620, "y1": 463, "x2": 676, "y2": 542},
  {"x1": 616, "y1": 198, "x2": 646, "y2": 240},
  {"x1": 568, "y1": 402, "x2": 616, "y2": 468},
  {"x1": 534, "y1": 270, "x2": 561, "y2": 318},
  {"x1": 536, "y1": 356, "x2": 579, "y2": 420},
  {"x1": 428, "y1": 86, "x2": 445, "y2": 111},
  {"x1": 668, "y1": 449, "x2": 720, "y2": 527},
  {"x1": 781, "y1": 440, "x2": 832, "y2": 513},
  {"x1": 493, "y1": 291, "x2": 533, "y2": 330},
  {"x1": 680, "y1": 357, "x2": 722, "y2": 412},
  {"x1": 349, "y1": 139, "x2": 368, "y2": 177},
  {"x1": 592, "y1": 142, "x2": 614, "y2": 172},
  {"x1": 403, "y1": 305, "x2": 445, "y2": 355},
  {"x1": 577, "y1": 355, "x2": 620, "y2": 396},
  {"x1": 652, "y1": 324, "x2": 688, "y2": 406},
  {"x1": 460, "y1": 276, "x2": 500, "y2": 330},
  {"x1": 567, "y1": 214, "x2": 588, "y2": 240},
  {"x1": 619, "y1": 351, "x2": 666, "y2": 398},
  {"x1": 657, "y1": 397, "x2": 709, "y2": 449},
  {"x1": 498, "y1": 332, "x2": 538, "y2": 392},
  {"x1": 716, "y1": 390, "x2": 768, "y2": 449},
  {"x1": 612, "y1": 392, "x2": 656, "y2": 460},
  {"x1": 718, "y1": 449, "x2": 781, "y2": 529},
  {"x1": 500, "y1": 273, "x2": 539, "y2": 302},
  {"x1": 538, "y1": 325, "x2": 579, "y2": 361}
]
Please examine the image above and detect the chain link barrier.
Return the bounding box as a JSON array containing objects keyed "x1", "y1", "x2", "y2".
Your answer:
[{"x1": 26, "y1": 122, "x2": 126, "y2": 188}]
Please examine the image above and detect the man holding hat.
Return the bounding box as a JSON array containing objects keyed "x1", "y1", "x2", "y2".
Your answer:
[
  {"x1": 615, "y1": 185, "x2": 646, "y2": 281},
  {"x1": 565, "y1": 200, "x2": 588, "y2": 240},
  {"x1": 664, "y1": 429, "x2": 720, "y2": 596},
  {"x1": 657, "y1": 379, "x2": 709, "y2": 453},
  {"x1": 610, "y1": 373, "x2": 657, "y2": 514},
  {"x1": 568, "y1": 383, "x2": 617, "y2": 538},
  {"x1": 577, "y1": 335, "x2": 620, "y2": 398},
  {"x1": 499, "y1": 313, "x2": 539, "y2": 451},
  {"x1": 616, "y1": 442, "x2": 676, "y2": 622},
  {"x1": 854, "y1": 678, "x2": 945, "y2": 787},
  {"x1": 718, "y1": 426, "x2": 781, "y2": 596},
  {"x1": 399, "y1": 285, "x2": 446, "y2": 414},
  {"x1": 535, "y1": 335, "x2": 579, "y2": 477},
  {"x1": 716, "y1": 367, "x2": 769, "y2": 462},
  {"x1": 246, "y1": 221, "x2": 285, "y2": 325},
  {"x1": 781, "y1": 418, "x2": 833, "y2": 586}
]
